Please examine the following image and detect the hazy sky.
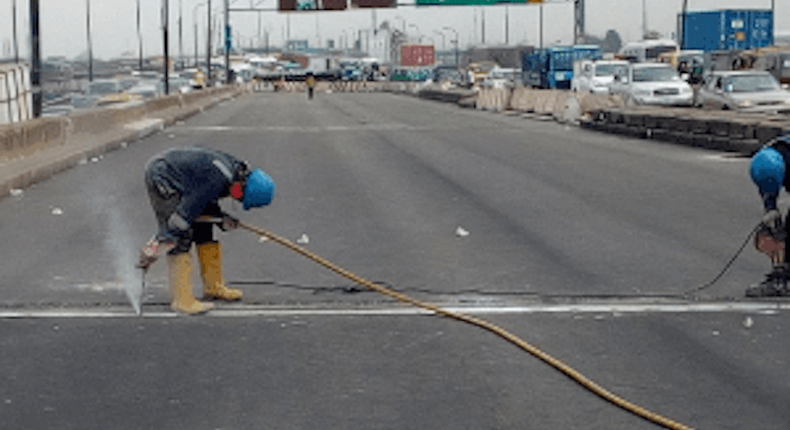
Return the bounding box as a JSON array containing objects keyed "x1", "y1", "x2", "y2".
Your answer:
[{"x1": 1, "y1": 0, "x2": 787, "y2": 60}]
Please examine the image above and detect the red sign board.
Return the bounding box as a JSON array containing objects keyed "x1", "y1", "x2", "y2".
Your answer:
[{"x1": 399, "y1": 44, "x2": 436, "y2": 67}]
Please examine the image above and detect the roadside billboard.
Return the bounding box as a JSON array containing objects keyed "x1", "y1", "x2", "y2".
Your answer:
[{"x1": 400, "y1": 44, "x2": 436, "y2": 67}]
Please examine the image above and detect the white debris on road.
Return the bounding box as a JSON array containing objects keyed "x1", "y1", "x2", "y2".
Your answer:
[
  {"x1": 455, "y1": 226, "x2": 470, "y2": 237},
  {"x1": 296, "y1": 234, "x2": 310, "y2": 244},
  {"x1": 51, "y1": 207, "x2": 63, "y2": 215}
]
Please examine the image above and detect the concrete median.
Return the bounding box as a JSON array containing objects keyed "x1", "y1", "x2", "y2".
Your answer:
[
  {"x1": 0, "y1": 85, "x2": 244, "y2": 199},
  {"x1": 585, "y1": 105, "x2": 790, "y2": 155}
]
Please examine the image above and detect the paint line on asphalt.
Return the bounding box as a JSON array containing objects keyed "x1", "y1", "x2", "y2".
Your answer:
[
  {"x1": 0, "y1": 301, "x2": 787, "y2": 319},
  {"x1": 181, "y1": 124, "x2": 429, "y2": 133}
]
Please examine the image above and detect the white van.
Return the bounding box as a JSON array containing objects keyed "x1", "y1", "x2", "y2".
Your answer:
[
  {"x1": 572, "y1": 60, "x2": 630, "y2": 94},
  {"x1": 619, "y1": 39, "x2": 679, "y2": 63}
]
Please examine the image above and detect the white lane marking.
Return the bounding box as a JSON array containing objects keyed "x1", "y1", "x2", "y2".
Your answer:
[
  {"x1": 1, "y1": 302, "x2": 786, "y2": 319},
  {"x1": 182, "y1": 124, "x2": 429, "y2": 133}
]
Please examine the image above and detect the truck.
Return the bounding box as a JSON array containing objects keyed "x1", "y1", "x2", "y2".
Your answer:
[
  {"x1": 679, "y1": 9, "x2": 773, "y2": 52},
  {"x1": 399, "y1": 44, "x2": 435, "y2": 67},
  {"x1": 521, "y1": 45, "x2": 602, "y2": 90}
]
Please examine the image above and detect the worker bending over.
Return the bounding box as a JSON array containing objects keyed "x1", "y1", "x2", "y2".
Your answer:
[
  {"x1": 137, "y1": 146, "x2": 275, "y2": 314},
  {"x1": 749, "y1": 135, "x2": 790, "y2": 297}
]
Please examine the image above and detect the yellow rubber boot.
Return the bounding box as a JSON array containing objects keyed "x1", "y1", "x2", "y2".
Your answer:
[
  {"x1": 197, "y1": 242, "x2": 243, "y2": 301},
  {"x1": 168, "y1": 253, "x2": 215, "y2": 315}
]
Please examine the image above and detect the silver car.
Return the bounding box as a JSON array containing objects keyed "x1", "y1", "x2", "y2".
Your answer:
[
  {"x1": 697, "y1": 71, "x2": 790, "y2": 113},
  {"x1": 609, "y1": 63, "x2": 694, "y2": 106}
]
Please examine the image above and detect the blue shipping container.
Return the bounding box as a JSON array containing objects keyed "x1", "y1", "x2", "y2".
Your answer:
[
  {"x1": 521, "y1": 45, "x2": 601, "y2": 89},
  {"x1": 680, "y1": 9, "x2": 773, "y2": 51}
]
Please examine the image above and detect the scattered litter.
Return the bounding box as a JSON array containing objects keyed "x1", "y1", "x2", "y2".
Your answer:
[
  {"x1": 712, "y1": 330, "x2": 720, "y2": 336},
  {"x1": 296, "y1": 234, "x2": 310, "y2": 245},
  {"x1": 51, "y1": 207, "x2": 63, "y2": 215},
  {"x1": 120, "y1": 141, "x2": 128, "y2": 148},
  {"x1": 90, "y1": 157, "x2": 100, "y2": 163},
  {"x1": 9, "y1": 189, "x2": 23, "y2": 197},
  {"x1": 258, "y1": 236, "x2": 269, "y2": 243},
  {"x1": 743, "y1": 317, "x2": 754, "y2": 329},
  {"x1": 455, "y1": 226, "x2": 470, "y2": 237}
]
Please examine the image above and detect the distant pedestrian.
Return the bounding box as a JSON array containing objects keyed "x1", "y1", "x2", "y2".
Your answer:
[
  {"x1": 137, "y1": 146, "x2": 276, "y2": 314},
  {"x1": 748, "y1": 135, "x2": 790, "y2": 297},
  {"x1": 306, "y1": 72, "x2": 316, "y2": 100}
]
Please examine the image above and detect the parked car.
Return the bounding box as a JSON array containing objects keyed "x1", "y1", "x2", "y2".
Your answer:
[
  {"x1": 572, "y1": 59, "x2": 629, "y2": 94},
  {"x1": 482, "y1": 67, "x2": 520, "y2": 89},
  {"x1": 609, "y1": 63, "x2": 694, "y2": 106},
  {"x1": 696, "y1": 71, "x2": 790, "y2": 113}
]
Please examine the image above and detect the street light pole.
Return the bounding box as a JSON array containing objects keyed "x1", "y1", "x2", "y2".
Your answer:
[
  {"x1": 224, "y1": 0, "x2": 230, "y2": 84},
  {"x1": 179, "y1": 0, "x2": 183, "y2": 70},
  {"x1": 138, "y1": 0, "x2": 144, "y2": 71},
  {"x1": 505, "y1": 4, "x2": 509, "y2": 45},
  {"x1": 86, "y1": 0, "x2": 93, "y2": 82},
  {"x1": 207, "y1": 0, "x2": 212, "y2": 82},
  {"x1": 194, "y1": 3, "x2": 202, "y2": 68},
  {"x1": 409, "y1": 23, "x2": 420, "y2": 43},
  {"x1": 30, "y1": 0, "x2": 42, "y2": 117},
  {"x1": 539, "y1": 4, "x2": 543, "y2": 49},
  {"x1": 163, "y1": 0, "x2": 170, "y2": 95},
  {"x1": 12, "y1": 0, "x2": 19, "y2": 63},
  {"x1": 442, "y1": 26, "x2": 458, "y2": 67}
]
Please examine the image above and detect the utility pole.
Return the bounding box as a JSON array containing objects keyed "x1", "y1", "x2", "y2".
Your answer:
[
  {"x1": 179, "y1": 0, "x2": 183, "y2": 70},
  {"x1": 680, "y1": 0, "x2": 688, "y2": 47},
  {"x1": 12, "y1": 0, "x2": 19, "y2": 63},
  {"x1": 481, "y1": 8, "x2": 485, "y2": 45},
  {"x1": 87, "y1": 0, "x2": 93, "y2": 81},
  {"x1": 29, "y1": 0, "x2": 41, "y2": 117},
  {"x1": 574, "y1": 0, "x2": 585, "y2": 44},
  {"x1": 163, "y1": 0, "x2": 170, "y2": 95},
  {"x1": 225, "y1": 0, "x2": 230, "y2": 84},
  {"x1": 505, "y1": 5, "x2": 509, "y2": 45},
  {"x1": 207, "y1": 0, "x2": 212, "y2": 82},
  {"x1": 539, "y1": 4, "x2": 543, "y2": 49},
  {"x1": 138, "y1": 0, "x2": 144, "y2": 71}
]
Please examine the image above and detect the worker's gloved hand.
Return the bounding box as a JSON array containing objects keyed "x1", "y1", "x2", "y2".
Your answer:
[
  {"x1": 763, "y1": 209, "x2": 782, "y2": 229},
  {"x1": 220, "y1": 213, "x2": 239, "y2": 231},
  {"x1": 136, "y1": 238, "x2": 174, "y2": 271}
]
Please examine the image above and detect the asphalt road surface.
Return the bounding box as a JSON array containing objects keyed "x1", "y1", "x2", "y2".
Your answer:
[{"x1": 1, "y1": 90, "x2": 788, "y2": 430}]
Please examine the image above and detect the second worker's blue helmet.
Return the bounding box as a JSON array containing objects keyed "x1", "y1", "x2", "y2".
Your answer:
[
  {"x1": 750, "y1": 146, "x2": 785, "y2": 195},
  {"x1": 243, "y1": 169, "x2": 276, "y2": 210}
]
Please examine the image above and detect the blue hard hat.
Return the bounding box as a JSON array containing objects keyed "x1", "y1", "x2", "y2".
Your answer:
[
  {"x1": 750, "y1": 147, "x2": 785, "y2": 195},
  {"x1": 242, "y1": 169, "x2": 276, "y2": 210}
]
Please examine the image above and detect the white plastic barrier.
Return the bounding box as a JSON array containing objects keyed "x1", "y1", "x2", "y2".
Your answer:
[{"x1": 0, "y1": 63, "x2": 32, "y2": 124}]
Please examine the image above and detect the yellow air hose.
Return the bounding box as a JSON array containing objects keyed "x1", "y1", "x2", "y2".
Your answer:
[{"x1": 238, "y1": 220, "x2": 696, "y2": 430}]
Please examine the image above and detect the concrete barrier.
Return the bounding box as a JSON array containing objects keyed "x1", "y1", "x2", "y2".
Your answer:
[
  {"x1": 584, "y1": 105, "x2": 790, "y2": 155},
  {"x1": 475, "y1": 88, "x2": 511, "y2": 112},
  {"x1": 0, "y1": 63, "x2": 33, "y2": 124},
  {"x1": 0, "y1": 85, "x2": 243, "y2": 198}
]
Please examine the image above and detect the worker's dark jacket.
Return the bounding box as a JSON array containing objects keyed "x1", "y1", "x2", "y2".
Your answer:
[
  {"x1": 144, "y1": 147, "x2": 247, "y2": 251},
  {"x1": 761, "y1": 140, "x2": 790, "y2": 211}
]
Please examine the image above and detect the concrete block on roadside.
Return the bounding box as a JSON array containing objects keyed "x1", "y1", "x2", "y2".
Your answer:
[
  {"x1": 727, "y1": 138, "x2": 761, "y2": 155},
  {"x1": 756, "y1": 124, "x2": 785, "y2": 144},
  {"x1": 559, "y1": 96, "x2": 581, "y2": 124},
  {"x1": 728, "y1": 119, "x2": 758, "y2": 140}
]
